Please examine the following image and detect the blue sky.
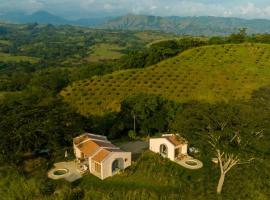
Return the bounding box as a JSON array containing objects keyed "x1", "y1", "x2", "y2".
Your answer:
[{"x1": 1, "y1": 0, "x2": 270, "y2": 19}]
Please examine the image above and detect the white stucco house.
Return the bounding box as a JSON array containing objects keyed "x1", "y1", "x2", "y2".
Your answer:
[
  {"x1": 149, "y1": 133, "x2": 188, "y2": 161},
  {"x1": 73, "y1": 133, "x2": 131, "y2": 180},
  {"x1": 149, "y1": 133, "x2": 203, "y2": 169}
]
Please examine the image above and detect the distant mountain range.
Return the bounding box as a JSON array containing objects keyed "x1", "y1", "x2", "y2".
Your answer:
[
  {"x1": 0, "y1": 11, "x2": 111, "y2": 27},
  {"x1": 1, "y1": 11, "x2": 270, "y2": 35}
]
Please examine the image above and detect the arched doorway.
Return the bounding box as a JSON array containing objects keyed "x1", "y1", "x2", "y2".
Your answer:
[
  {"x1": 160, "y1": 144, "x2": 168, "y2": 157},
  {"x1": 112, "y1": 158, "x2": 124, "y2": 174}
]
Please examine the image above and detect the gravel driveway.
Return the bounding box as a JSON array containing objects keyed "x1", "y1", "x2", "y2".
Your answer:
[{"x1": 118, "y1": 141, "x2": 149, "y2": 154}]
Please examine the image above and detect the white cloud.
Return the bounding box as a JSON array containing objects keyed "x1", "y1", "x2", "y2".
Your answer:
[
  {"x1": 149, "y1": 5, "x2": 157, "y2": 11},
  {"x1": 1, "y1": 0, "x2": 270, "y2": 19},
  {"x1": 0, "y1": 0, "x2": 44, "y2": 13},
  {"x1": 104, "y1": 3, "x2": 113, "y2": 10},
  {"x1": 240, "y1": 2, "x2": 260, "y2": 15}
]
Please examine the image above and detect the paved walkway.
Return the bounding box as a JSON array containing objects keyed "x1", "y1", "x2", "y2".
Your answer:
[{"x1": 47, "y1": 161, "x2": 82, "y2": 182}]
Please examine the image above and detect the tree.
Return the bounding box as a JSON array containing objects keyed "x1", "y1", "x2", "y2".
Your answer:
[
  {"x1": 208, "y1": 133, "x2": 254, "y2": 194},
  {"x1": 228, "y1": 28, "x2": 247, "y2": 43},
  {"x1": 120, "y1": 93, "x2": 176, "y2": 136}
]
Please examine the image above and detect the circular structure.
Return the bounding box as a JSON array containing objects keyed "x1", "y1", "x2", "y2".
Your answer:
[
  {"x1": 185, "y1": 160, "x2": 198, "y2": 166},
  {"x1": 48, "y1": 168, "x2": 70, "y2": 180},
  {"x1": 53, "y1": 169, "x2": 69, "y2": 176},
  {"x1": 176, "y1": 156, "x2": 203, "y2": 170}
]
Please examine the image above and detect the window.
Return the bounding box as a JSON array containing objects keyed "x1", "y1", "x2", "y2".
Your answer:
[
  {"x1": 160, "y1": 144, "x2": 168, "y2": 157},
  {"x1": 95, "y1": 162, "x2": 101, "y2": 173}
]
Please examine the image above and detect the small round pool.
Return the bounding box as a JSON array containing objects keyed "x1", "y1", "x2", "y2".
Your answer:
[
  {"x1": 185, "y1": 160, "x2": 198, "y2": 166},
  {"x1": 53, "y1": 168, "x2": 69, "y2": 176}
]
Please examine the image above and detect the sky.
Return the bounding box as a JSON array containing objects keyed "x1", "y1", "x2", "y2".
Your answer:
[{"x1": 1, "y1": 0, "x2": 270, "y2": 19}]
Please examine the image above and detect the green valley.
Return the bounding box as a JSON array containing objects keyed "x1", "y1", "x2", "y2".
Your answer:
[{"x1": 1, "y1": 21, "x2": 270, "y2": 200}]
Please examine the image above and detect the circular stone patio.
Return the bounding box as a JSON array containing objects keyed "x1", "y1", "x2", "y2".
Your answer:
[
  {"x1": 47, "y1": 161, "x2": 82, "y2": 182},
  {"x1": 175, "y1": 156, "x2": 203, "y2": 170}
]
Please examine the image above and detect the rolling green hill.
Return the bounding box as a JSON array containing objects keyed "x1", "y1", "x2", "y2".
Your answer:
[{"x1": 62, "y1": 43, "x2": 270, "y2": 116}]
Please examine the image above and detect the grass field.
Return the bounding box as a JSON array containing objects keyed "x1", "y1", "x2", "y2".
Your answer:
[
  {"x1": 77, "y1": 151, "x2": 212, "y2": 199},
  {"x1": 87, "y1": 43, "x2": 125, "y2": 62},
  {"x1": 61, "y1": 43, "x2": 270, "y2": 116},
  {"x1": 0, "y1": 40, "x2": 12, "y2": 46},
  {"x1": 135, "y1": 32, "x2": 174, "y2": 45},
  {"x1": 0, "y1": 92, "x2": 5, "y2": 104},
  {"x1": 0, "y1": 53, "x2": 39, "y2": 63}
]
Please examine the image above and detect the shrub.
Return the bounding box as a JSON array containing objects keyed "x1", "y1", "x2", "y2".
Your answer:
[{"x1": 128, "y1": 130, "x2": 137, "y2": 140}]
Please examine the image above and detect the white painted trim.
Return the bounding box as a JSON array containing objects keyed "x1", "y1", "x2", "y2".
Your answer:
[
  {"x1": 89, "y1": 157, "x2": 92, "y2": 173},
  {"x1": 76, "y1": 138, "x2": 91, "y2": 146},
  {"x1": 102, "y1": 146, "x2": 120, "y2": 150},
  {"x1": 162, "y1": 134, "x2": 174, "y2": 136},
  {"x1": 90, "y1": 138, "x2": 111, "y2": 143},
  {"x1": 100, "y1": 162, "x2": 104, "y2": 180},
  {"x1": 87, "y1": 133, "x2": 107, "y2": 139}
]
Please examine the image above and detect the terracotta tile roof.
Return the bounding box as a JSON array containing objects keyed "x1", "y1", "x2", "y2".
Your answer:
[
  {"x1": 77, "y1": 140, "x2": 100, "y2": 156},
  {"x1": 92, "y1": 149, "x2": 111, "y2": 163},
  {"x1": 95, "y1": 141, "x2": 118, "y2": 148},
  {"x1": 74, "y1": 133, "x2": 107, "y2": 144},
  {"x1": 74, "y1": 133, "x2": 128, "y2": 163},
  {"x1": 162, "y1": 134, "x2": 187, "y2": 146},
  {"x1": 73, "y1": 134, "x2": 89, "y2": 145}
]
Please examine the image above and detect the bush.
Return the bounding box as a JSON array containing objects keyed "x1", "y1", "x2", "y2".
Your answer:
[{"x1": 128, "y1": 130, "x2": 137, "y2": 140}]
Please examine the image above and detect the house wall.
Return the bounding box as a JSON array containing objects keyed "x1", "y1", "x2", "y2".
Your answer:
[
  {"x1": 89, "y1": 159, "x2": 102, "y2": 179},
  {"x1": 149, "y1": 138, "x2": 175, "y2": 161},
  {"x1": 181, "y1": 144, "x2": 188, "y2": 155},
  {"x1": 101, "y1": 152, "x2": 132, "y2": 180},
  {"x1": 73, "y1": 144, "x2": 82, "y2": 159}
]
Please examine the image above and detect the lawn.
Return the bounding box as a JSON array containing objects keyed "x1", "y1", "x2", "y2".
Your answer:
[
  {"x1": 0, "y1": 92, "x2": 5, "y2": 103},
  {"x1": 87, "y1": 43, "x2": 124, "y2": 62},
  {"x1": 61, "y1": 43, "x2": 270, "y2": 116},
  {"x1": 0, "y1": 53, "x2": 39, "y2": 63},
  {"x1": 77, "y1": 151, "x2": 212, "y2": 199},
  {"x1": 0, "y1": 40, "x2": 12, "y2": 46},
  {"x1": 135, "y1": 32, "x2": 174, "y2": 45}
]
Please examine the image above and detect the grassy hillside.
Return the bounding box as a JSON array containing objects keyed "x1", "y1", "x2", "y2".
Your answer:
[
  {"x1": 1, "y1": 151, "x2": 267, "y2": 199},
  {"x1": 61, "y1": 43, "x2": 270, "y2": 116},
  {"x1": 0, "y1": 53, "x2": 39, "y2": 63},
  {"x1": 87, "y1": 43, "x2": 125, "y2": 62}
]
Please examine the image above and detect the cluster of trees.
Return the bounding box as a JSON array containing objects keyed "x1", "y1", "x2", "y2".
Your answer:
[
  {"x1": 121, "y1": 38, "x2": 206, "y2": 68},
  {"x1": 209, "y1": 28, "x2": 270, "y2": 44},
  {"x1": 121, "y1": 28, "x2": 270, "y2": 70}
]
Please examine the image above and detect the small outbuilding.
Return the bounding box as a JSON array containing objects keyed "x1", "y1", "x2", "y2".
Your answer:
[
  {"x1": 149, "y1": 133, "x2": 188, "y2": 161},
  {"x1": 149, "y1": 133, "x2": 203, "y2": 170},
  {"x1": 73, "y1": 133, "x2": 131, "y2": 180}
]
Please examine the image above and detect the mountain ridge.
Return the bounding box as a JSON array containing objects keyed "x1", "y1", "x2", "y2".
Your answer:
[{"x1": 1, "y1": 11, "x2": 270, "y2": 35}]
